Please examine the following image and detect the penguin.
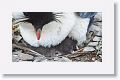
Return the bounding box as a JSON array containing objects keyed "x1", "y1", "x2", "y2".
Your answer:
[{"x1": 12, "y1": 12, "x2": 96, "y2": 55}]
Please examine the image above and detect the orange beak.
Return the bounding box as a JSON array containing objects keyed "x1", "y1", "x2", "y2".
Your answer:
[{"x1": 36, "y1": 28, "x2": 41, "y2": 40}]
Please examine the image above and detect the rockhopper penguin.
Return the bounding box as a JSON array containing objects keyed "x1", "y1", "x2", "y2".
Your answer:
[{"x1": 12, "y1": 12, "x2": 97, "y2": 54}]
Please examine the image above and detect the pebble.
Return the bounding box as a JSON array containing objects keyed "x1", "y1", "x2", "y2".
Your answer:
[
  {"x1": 93, "y1": 22, "x2": 102, "y2": 27},
  {"x1": 90, "y1": 25, "x2": 101, "y2": 32},
  {"x1": 12, "y1": 50, "x2": 22, "y2": 55},
  {"x1": 93, "y1": 36, "x2": 101, "y2": 41},
  {"x1": 18, "y1": 53, "x2": 34, "y2": 61},
  {"x1": 34, "y1": 56, "x2": 46, "y2": 62},
  {"x1": 94, "y1": 13, "x2": 102, "y2": 21},
  {"x1": 42, "y1": 56, "x2": 72, "y2": 62},
  {"x1": 97, "y1": 50, "x2": 102, "y2": 55},
  {"x1": 83, "y1": 47, "x2": 95, "y2": 52},
  {"x1": 14, "y1": 35, "x2": 22, "y2": 41},
  {"x1": 12, "y1": 55, "x2": 19, "y2": 62},
  {"x1": 96, "y1": 45, "x2": 102, "y2": 50},
  {"x1": 92, "y1": 57, "x2": 96, "y2": 61},
  {"x1": 96, "y1": 31, "x2": 102, "y2": 36},
  {"x1": 88, "y1": 42, "x2": 98, "y2": 46},
  {"x1": 19, "y1": 60, "x2": 33, "y2": 62}
]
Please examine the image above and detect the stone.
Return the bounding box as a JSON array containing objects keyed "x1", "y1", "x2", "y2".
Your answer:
[
  {"x1": 14, "y1": 35, "x2": 22, "y2": 42},
  {"x1": 83, "y1": 47, "x2": 95, "y2": 52},
  {"x1": 96, "y1": 31, "x2": 102, "y2": 36},
  {"x1": 12, "y1": 55, "x2": 19, "y2": 62},
  {"x1": 88, "y1": 42, "x2": 98, "y2": 46},
  {"x1": 53, "y1": 56, "x2": 72, "y2": 62},
  {"x1": 92, "y1": 57, "x2": 96, "y2": 61},
  {"x1": 18, "y1": 53, "x2": 34, "y2": 61},
  {"x1": 93, "y1": 22, "x2": 102, "y2": 27},
  {"x1": 93, "y1": 36, "x2": 101, "y2": 41},
  {"x1": 94, "y1": 13, "x2": 102, "y2": 21},
  {"x1": 42, "y1": 56, "x2": 72, "y2": 62},
  {"x1": 12, "y1": 50, "x2": 22, "y2": 55},
  {"x1": 34, "y1": 56, "x2": 46, "y2": 62},
  {"x1": 89, "y1": 25, "x2": 102, "y2": 32}
]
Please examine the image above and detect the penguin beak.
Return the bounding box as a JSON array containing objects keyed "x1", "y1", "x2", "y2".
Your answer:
[{"x1": 36, "y1": 28, "x2": 41, "y2": 40}]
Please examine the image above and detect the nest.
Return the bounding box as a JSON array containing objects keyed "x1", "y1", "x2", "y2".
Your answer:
[{"x1": 12, "y1": 13, "x2": 102, "y2": 62}]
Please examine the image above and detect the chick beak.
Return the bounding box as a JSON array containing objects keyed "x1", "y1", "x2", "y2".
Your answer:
[{"x1": 36, "y1": 28, "x2": 41, "y2": 40}]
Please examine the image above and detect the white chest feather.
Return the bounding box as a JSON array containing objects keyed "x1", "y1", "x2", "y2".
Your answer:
[
  {"x1": 69, "y1": 17, "x2": 90, "y2": 45},
  {"x1": 39, "y1": 13, "x2": 76, "y2": 47}
]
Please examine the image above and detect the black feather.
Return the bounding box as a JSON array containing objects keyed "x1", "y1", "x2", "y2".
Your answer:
[{"x1": 23, "y1": 12, "x2": 55, "y2": 30}]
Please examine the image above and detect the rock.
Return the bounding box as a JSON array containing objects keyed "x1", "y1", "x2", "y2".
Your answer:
[
  {"x1": 12, "y1": 50, "x2": 22, "y2": 55},
  {"x1": 14, "y1": 35, "x2": 22, "y2": 42},
  {"x1": 88, "y1": 12, "x2": 102, "y2": 34},
  {"x1": 93, "y1": 36, "x2": 101, "y2": 41},
  {"x1": 96, "y1": 31, "x2": 102, "y2": 36},
  {"x1": 88, "y1": 42, "x2": 98, "y2": 46},
  {"x1": 92, "y1": 57, "x2": 96, "y2": 61},
  {"x1": 18, "y1": 53, "x2": 34, "y2": 61},
  {"x1": 34, "y1": 56, "x2": 46, "y2": 62},
  {"x1": 96, "y1": 45, "x2": 102, "y2": 50},
  {"x1": 89, "y1": 25, "x2": 102, "y2": 32},
  {"x1": 94, "y1": 13, "x2": 102, "y2": 21},
  {"x1": 12, "y1": 51, "x2": 22, "y2": 62},
  {"x1": 19, "y1": 60, "x2": 33, "y2": 62},
  {"x1": 93, "y1": 22, "x2": 102, "y2": 27},
  {"x1": 42, "y1": 56, "x2": 72, "y2": 62},
  {"x1": 12, "y1": 55, "x2": 19, "y2": 62},
  {"x1": 53, "y1": 56, "x2": 72, "y2": 62},
  {"x1": 83, "y1": 47, "x2": 95, "y2": 52},
  {"x1": 43, "y1": 49, "x2": 62, "y2": 57}
]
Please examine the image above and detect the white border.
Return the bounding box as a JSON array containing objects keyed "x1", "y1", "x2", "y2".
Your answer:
[{"x1": 0, "y1": 0, "x2": 114, "y2": 74}]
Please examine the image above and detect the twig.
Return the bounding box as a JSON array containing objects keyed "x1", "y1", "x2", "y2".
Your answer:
[
  {"x1": 66, "y1": 51, "x2": 96, "y2": 58},
  {"x1": 13, "y1": 18, "x2": 29, "y2": 24},
  {"x1": 12, "y1": 43, "x2": 41, "y2": 56}
]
